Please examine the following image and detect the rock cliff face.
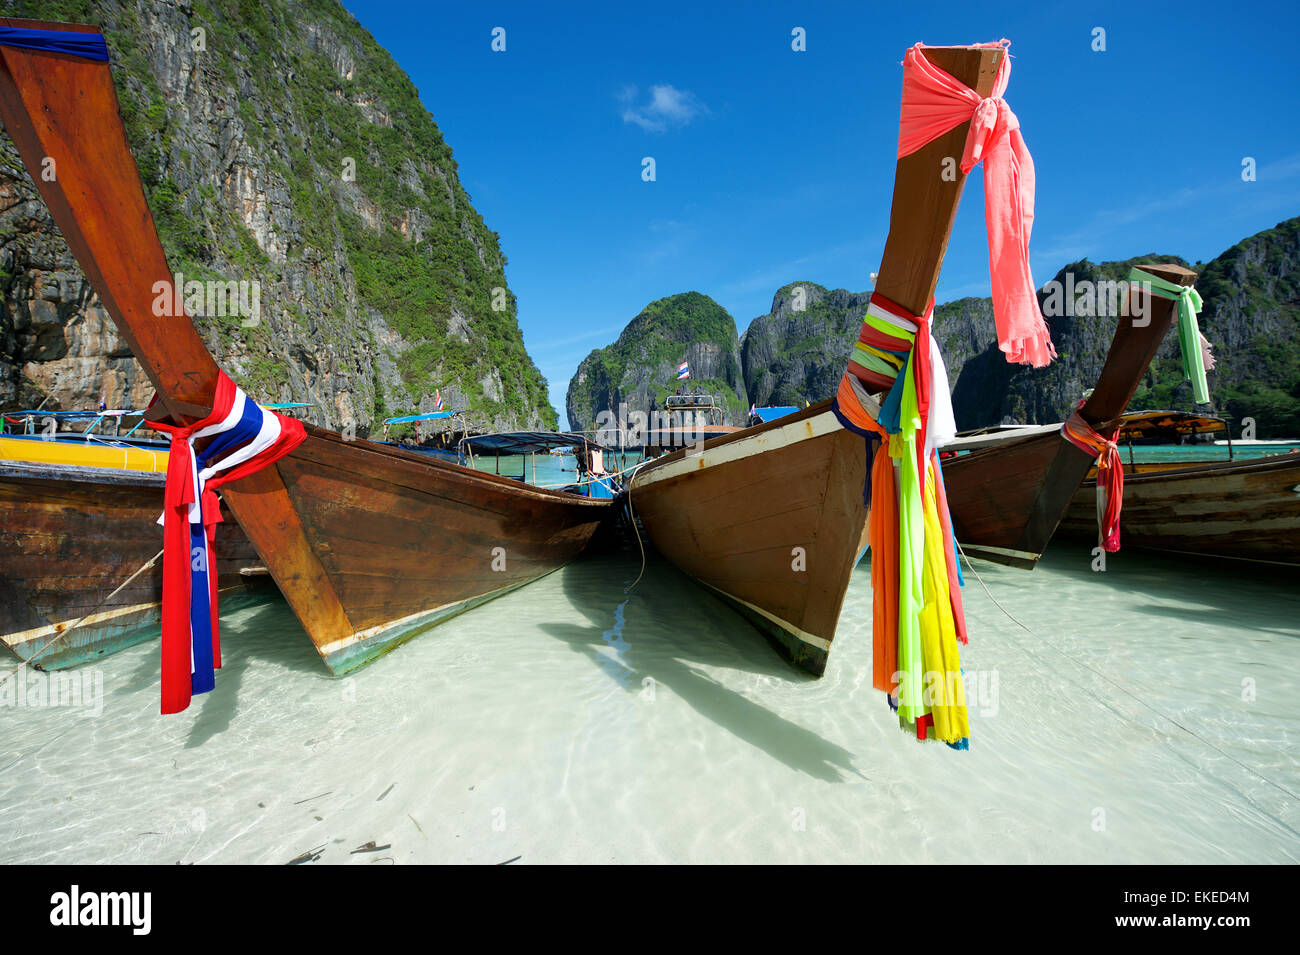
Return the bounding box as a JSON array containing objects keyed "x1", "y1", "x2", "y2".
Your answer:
[
  {"x1": 741, "y1": 282, "x2": 867, "y2": 410},
  {"x1": 0, "y1": 0, "x2": 556, "y2": 433},
  {"x1": 1135, "y1": 217, "x2": 1300, "y2": 437},
  {"x1": 566, "y1": 292, "x2": 746, "y2": 430},
  {"x1": 949, "y1": 254, "x2": 1189, "y2": 430},
  {"x1": 566, "y1": 216, "x2": 1300, "y2": 439}
]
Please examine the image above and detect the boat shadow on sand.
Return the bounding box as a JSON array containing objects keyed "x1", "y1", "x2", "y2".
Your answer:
[
  {"x1": 1040, "y1": 542, "x2": 1300, "y2": 641},
  {"x1": 538, "y1": 545, "x2": 864, "y2": 783},
  {"x1": 110, "y1": 587, "x2": 328, "y2": 748}
]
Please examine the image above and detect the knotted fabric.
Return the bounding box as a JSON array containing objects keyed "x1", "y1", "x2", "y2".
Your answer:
[
  {"x1": 1061, "y1": 406, "x2": 1124, "y2": 552},
  {"x1": 147, "y1": 372, "x2": 306, "y2": 713},
  {"x1": 898, "y1": 40, "x2": 1055, "y2": 367},
  {"x1": 833, "y1": 292, "x2": 969, "y2": 747},
  {"x1": 1132, "y1": 267, "x2": 1211, "y2": 404}
]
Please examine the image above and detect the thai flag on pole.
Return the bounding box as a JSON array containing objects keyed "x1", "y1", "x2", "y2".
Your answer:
[
  {"x1": 434, "y1": 389, "x2": 443, "y2": 412},
  {"x1": 149, "y1": 371, "x2": 305, "y2": 714},
  {"x1": 677, "y1": 360, "x2": 691, "y2": 380}
]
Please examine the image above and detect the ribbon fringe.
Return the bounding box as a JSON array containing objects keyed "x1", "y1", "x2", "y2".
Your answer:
[
  {"x1": 898, "y1": 40, "x2": 1055, "y2": 369},
  {"x1": 1061, "y1": 406, "x2": 1124, "y2": 553},
  {"x1": 1132, "y1": 266, "x2": 1209, "y2": 404},
  {"x1": 839, "y1": 292, "x2": 970, "y2": 748}
]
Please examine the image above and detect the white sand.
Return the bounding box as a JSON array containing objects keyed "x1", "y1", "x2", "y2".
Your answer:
[{"x1": 2, "y1": 540, "x2": 1297, "y2": 864}]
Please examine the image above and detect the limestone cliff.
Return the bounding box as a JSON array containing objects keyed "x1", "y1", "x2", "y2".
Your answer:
[
  {"x1": 566, "y1": 216, "x2": 1300, "y2": 439},
  {"x1": 565, "y1": 292, "x2": 746, "y2": 431},
  {"x1": 0, "y1": 0, "x2": 556, "y2": 433}
]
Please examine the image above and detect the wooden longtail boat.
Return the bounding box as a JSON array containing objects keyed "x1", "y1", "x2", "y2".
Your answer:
[
  {"x1": 0, "y1": 18, "x2": 614, "y2": 676},
  {"x1": 627, "y1": 45, "x2": 1006, "y2": 677},
  {"x1": 1058, "y1": 413, "x2": 1300, "y2": 566},
  {"x1": 0, "y1": 459, "x2": 264, "y2": 670},
  {"x1": 938, "y1": 263, "x2": 1198, "y2": 569}
]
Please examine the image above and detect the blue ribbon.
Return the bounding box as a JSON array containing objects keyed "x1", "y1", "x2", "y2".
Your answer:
[{"x1": 0, "y1": 26, "x2": 110, "y2": 62}]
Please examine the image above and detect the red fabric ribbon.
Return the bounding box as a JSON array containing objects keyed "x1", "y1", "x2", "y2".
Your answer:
[
  {"x1": 1061, "y1": 407, "x2": 1124, "y2": 552},
  {"x1": 897, "y1": 40, "x2": 1055, "y2": 368},
  {"x1": 147, "y1": 372, "x2": 305, "y2": 713},
  {"x1": 912, "y1": 302, "x2": 933, "y2": 486}
]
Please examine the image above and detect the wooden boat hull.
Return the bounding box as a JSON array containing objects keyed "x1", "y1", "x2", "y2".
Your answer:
[
  {"x1": 940, "y1": 430, "x2": 1088, "y2": 568},
  {"x1": 626, "y1": 46, "x2": 1005, "y2": 677},
  {"x1": 629, "y1": 403, "x2": 869, "y2": 676},
  {"x1": 0, "y1": 461, "x2": 263, "y2": 669},
  {"x1": 939, "y1": 263, "x2": 1195, "y2": 569},
  {"x1": 261, "y1": 427, "x2": 614, "y2": 675},
  {"x1": 1061, "y1": 451, "x2": 1300, "y2": 566},
  {"x1": 0, "y1": 21, "x2": 616, "y2": 680}
]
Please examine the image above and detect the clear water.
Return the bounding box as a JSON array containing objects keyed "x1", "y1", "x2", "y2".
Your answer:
[
  {"x1": 2, "y1": 529, "x2": 1296, "y2": 865},
  {"x1": 465, "y1": 451, "x2": 642, "y2": 487},
  {"x1": 1125, "y1": 444, "x2": 1298, "y2": 463}
]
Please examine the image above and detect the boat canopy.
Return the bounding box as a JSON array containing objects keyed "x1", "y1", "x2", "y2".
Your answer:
[
  {"x1": 382, "y1": 411, "x2": 457, "y2": 424},
  {"x1": 665, "y1": 394, "x2": 716, "y2": 410},
  {"x1": 751, "y1": 406, "x2": 799, "y2": 423},
  {"x1": 461, "y1": 431, "x2": 598, "y2": 456},
  {"x1": 5, "y1": 408, "x2": 140, "y2": 417},
  {"x1": 1114, "y1": 410, "x2": 1228, "y2": 442}
]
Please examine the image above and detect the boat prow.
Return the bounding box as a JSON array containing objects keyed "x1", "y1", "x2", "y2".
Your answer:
[
  {"x1": 0, "y1": 19, "x2": 616, "y2": 683},
  {"x1": 940, "y1": 263, "x2": 1199, "y2": 568},
  {"x1": 630, "y1": 400, "x2": 869, "y2": 675}
]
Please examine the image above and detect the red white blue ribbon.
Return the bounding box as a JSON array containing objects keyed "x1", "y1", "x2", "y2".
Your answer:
[{"x1": 148, "y1": 372, "x2": 305, "y2": 714}]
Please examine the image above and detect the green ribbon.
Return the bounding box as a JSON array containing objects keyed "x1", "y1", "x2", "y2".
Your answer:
[{"x1": 1130, "y1": 267, "x2": 1209, "y2": 404}]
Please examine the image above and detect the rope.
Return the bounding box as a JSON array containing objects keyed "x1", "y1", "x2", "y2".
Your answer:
[
  {"x1": 954, "y1": 540, "x2": 1300, "y2": 804},
  {"x1": 622, "y1": 462, "x2": 648, "y2": 594},
  {"x1": 0, "y1": 547, "x2": 164, "y2": 683}
]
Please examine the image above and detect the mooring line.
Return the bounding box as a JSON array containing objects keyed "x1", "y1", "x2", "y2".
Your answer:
[{"x1": 621, "y1": 463, "x2": 647, "y2": 595}]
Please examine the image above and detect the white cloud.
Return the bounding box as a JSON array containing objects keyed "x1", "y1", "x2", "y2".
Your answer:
[{"x1": 620, "y1": 84, "x2": 708, "y2": 132}]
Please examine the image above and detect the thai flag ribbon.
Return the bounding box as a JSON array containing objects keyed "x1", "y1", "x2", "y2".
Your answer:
[{"x1": 147, "y1": 371, "x2": 306, "y2": 714}]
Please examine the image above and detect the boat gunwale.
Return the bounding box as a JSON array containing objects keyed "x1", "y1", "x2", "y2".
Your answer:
[
  {"x1": 295, "y1": 424, "x2": 615, "y2": 509},
  {"x1": 1080, "y1": 448, "x2": 1300, "y2": 487},
  {"x1": 0, "y1": 459, "x2": 166, "y2": 487},
  {"x1": 631, "y1": 400, "x2": 833, "y2": 481}
]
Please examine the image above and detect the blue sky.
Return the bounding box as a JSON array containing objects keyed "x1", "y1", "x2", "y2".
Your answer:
[{"x1": 343, "y1": 0, "x2": 1300, "y2": 427}]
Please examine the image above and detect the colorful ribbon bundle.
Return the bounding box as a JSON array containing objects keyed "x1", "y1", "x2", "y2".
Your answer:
[
  {"x1": 148, "y1": 372, "x2": 306, "y2": 714},
  {"x1": 831, "y1": 40, "x2": 1059, "y2": 747},
  {"x1": 899, "y1": 40, "x2": 1055, "y2": 368},
  {"x1": 1061, "y1": 406, "x2": 1124, "y2": 552},
  {"x1": 834, "y1": 294, "x2": 969, "y2": 747},
  {"x1": 1133, "y1": 267, "x2": 1211, "y2": 404}
]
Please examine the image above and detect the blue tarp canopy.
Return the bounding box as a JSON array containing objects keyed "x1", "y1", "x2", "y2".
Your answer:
[
  {"x1": 752, "y1": 406, "x2": 799, "y2": 423},
  {"x1": 7, "y1": 409, "x2": 142, "y2": 417},
  {"x1": 462, "y1": 431, "x2": 594, "y2": 456},
  {"x1": 383, "y1": 411, "x2": 456, "y2": 424}
]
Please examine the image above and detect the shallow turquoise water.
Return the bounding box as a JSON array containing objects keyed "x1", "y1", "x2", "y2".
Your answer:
[
  {"x1": 1125, "y1": 444, "x2": 1298, "y2": 463},
  {"x1": 1, "y1": 528, "x2": 1296, "y2": 864}
]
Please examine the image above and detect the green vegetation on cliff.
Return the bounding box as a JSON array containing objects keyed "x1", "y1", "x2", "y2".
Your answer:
[
  {"x1": 1132, "y1": 219, "x2": 1300, "y2": 437},
  {"x1": 566, "y1": 217, "x2": 1300, "y2": 438},
  {"x1": 1, "y1": 0, "x2": 556, "y2": 430},
  {"x1": 566, "y1": 292, "x2": 746, "y2": 429}
]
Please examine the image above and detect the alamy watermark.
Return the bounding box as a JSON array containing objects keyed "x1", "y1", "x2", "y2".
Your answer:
[
  {"x1": 594, "y1": 403, "x2": 709, "y2": 455},
  {"x1": 892, "y1": 667, "x2": 1000, "y2": 717},
  {"x1": 152, "y1": 272, "x2": 261, "y2": 327},
  {"x1": 1, "y1": 667, "x2": 103, "y2": 717},
  {"x1": 1040, "y1": 274, "x2": 1152, "y2": 327}
]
